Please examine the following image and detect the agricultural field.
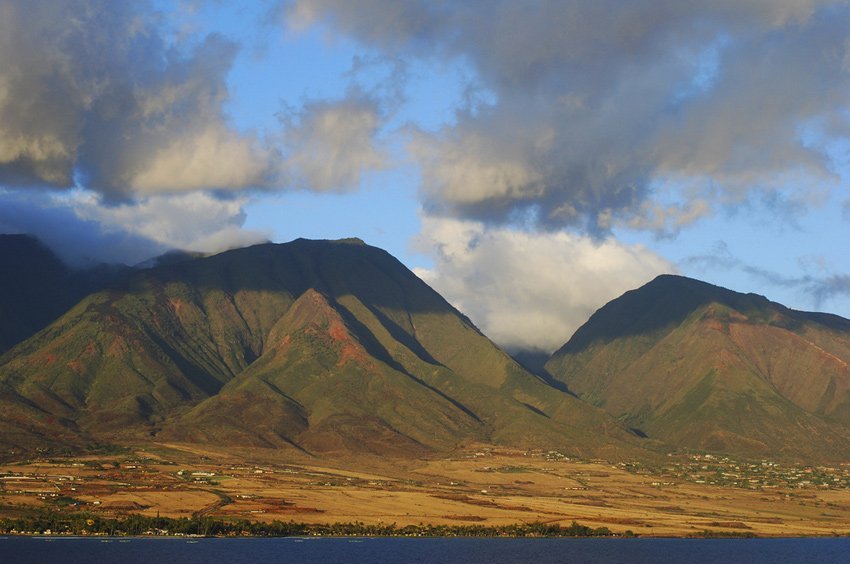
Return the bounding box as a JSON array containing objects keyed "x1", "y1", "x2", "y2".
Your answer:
[{"x1": 1, "y1": 443, "x2": 849, "y2": 537}]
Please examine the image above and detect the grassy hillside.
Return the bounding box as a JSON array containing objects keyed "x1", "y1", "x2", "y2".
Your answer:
[
  {"x1": 546, "y1": 275, "x2": 850, "y2": 461},
  {"x1": 0, "y1": 238, "x2": 642, "y2": 459}
]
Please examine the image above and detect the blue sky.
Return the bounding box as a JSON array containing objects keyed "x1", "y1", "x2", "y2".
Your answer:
[{"x1": 1, "y1": 0, "x2": 849, "y2": 352}]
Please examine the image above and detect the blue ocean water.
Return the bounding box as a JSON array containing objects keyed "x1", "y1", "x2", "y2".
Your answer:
[{"x1": 2, "y1": 536, "x2": 849, "y2": 564}]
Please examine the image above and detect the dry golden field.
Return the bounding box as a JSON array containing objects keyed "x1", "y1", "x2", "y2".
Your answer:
[{"x1": 2, "y1": 443, "x2": 850, "y2": 537}]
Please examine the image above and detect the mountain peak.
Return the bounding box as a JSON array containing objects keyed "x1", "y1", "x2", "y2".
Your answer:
[
  {"x1": 554, "y1": 274, "x2": 780, "y2": 356},
  {"x1": 289, "y1": 236, "x2": 366, "y2": 246},
  {"x1": 337, "y1": 237, "x2": 366, "y2": 245},
  {"x1": 272, "y1": 289, "x2": 355, "y2": 345},
  {"x1": 546, "y1": 274, "x2": 850, "y2": 461}
]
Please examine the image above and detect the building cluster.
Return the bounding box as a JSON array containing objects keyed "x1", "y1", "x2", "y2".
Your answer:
[{"x1": 619, "y1": 454, "x2": 850, "y2": 490}]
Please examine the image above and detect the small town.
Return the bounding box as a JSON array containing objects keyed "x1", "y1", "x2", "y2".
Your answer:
[
  {"x1": 618, "y1": 454, "x2": 850, "y2": 491},
  {"x1": 467, "y1": 447, "x2": 850, "y2": 491}
]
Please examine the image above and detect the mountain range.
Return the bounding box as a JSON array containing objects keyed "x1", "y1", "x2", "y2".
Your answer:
[
  {"x1": 0, "y1": 236, "x2": 636, "y2": 460},
  {"x1": 1, "y1": 235, "x2": 849, "y2": 463}
]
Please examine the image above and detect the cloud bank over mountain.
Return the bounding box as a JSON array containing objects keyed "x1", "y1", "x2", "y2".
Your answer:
[
  {"x1": 414, "y1": 217, "x2": 672, "y2": 352},
  {"x1": 284, "y1": 0, "x2": 850, "y2": 347}
]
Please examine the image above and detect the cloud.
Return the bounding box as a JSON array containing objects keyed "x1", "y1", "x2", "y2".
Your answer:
[
  {"x1": 685, "y1": 241, "x2": 850, "y2": 311},
  {"x1": 288, "y1": 0, "x2": 850, "y2": 233},
  {"x1": 413, "y1": 217, "x2": 673, "y2": 353},
  {"x1": 809, "y1": 275, "x2": 850, "y2": 307},
  {"x1": 0, "y1": 1, "x2": 398, "y2": 262},
  {"x1": 0, "y1": 191, "x2": 166, "y2": 266},
  {"x1": 280, "y1": 90, "x2": 390, "y2": 192},
  {"x1": 69, "y1": 191, "x2": 271, "y2": 255},
  {"x1": 0, "y1": 0, "x2": 391, "y2": 199},
  {"x1": 0, "y1": 0, "x2": 276, "y2": 197},
  {"x1": 0, "y1": 189, "x2": 270, "y2": 266},
  {"x1": 623, "y1": 199, "x2": 713, "y2": 237}
]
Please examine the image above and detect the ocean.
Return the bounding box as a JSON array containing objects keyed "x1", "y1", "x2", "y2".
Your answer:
[{"x1": 3, "y1": 536, "x2": 850, "y2": 564}]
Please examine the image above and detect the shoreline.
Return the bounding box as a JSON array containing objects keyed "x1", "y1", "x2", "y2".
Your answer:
[
  {"x1": 2, "y1": 532, "x2": 848, "y2": 539},
  {"x1": 9, "y1": 515, "x2": 847, "y2": 539}
]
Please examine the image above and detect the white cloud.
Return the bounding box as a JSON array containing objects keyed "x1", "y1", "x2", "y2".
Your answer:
[
  {"x1": 69, "y1": 191, "x2": 271, "y2": 255},
  {"x1": 413, "y1": 217, "x2": 674, "y2": 353},
  {"x1": 0, "y1": 187, "x2": 271, "y2": 266},
  {"x1": 130, "y1": 123, "x2": 274, "y2": 193},
  {"x1": 410, "y1": 126, "x2": 547, "y2": 206},
  {"x1": 0, "y1": 1, "x2": 275, "y2": 196},
  {"x1": 280, "y1": 92, "x2": 389, "y2": 192}
]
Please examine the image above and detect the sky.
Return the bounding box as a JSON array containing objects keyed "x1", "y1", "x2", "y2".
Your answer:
[{"x1": 1, "y1": 0, "x2": 849, "y2": 354}]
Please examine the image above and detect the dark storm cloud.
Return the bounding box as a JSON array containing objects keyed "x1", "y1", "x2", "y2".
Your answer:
[{"x1": 288, "y1": 0, "x2": 850, "y2": 232}]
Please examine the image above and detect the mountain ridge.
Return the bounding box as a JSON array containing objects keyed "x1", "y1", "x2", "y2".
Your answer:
[
  {"x1": 0, "y1": 237, "x2": 642, "y2": 460},
  {"x1": 546, "y1": 274, "x2": 850, "y2": 461},
  {"x1": 4, "y1": 237, "x2": 850, "y2": 463}
]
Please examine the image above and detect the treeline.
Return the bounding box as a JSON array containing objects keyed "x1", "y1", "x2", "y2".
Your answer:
[{"x1": 0, "y1": 511, "x2": 620, "y2": 538}]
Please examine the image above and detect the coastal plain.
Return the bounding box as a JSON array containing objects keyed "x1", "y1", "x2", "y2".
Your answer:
[{"x1": 2, "y1": 443, "x2": 849, "y2": 537}]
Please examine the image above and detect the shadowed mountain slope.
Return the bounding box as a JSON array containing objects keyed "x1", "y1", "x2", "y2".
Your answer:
[
  {"x1": 0, "y1": 238, "x2": 640, "y2": 458},
  {"x1": 0, "y1": 234, "x2": 131, "y2": 355},
  {"x1": 546, "y1": 275, "x2": 850, "y2": 461}
]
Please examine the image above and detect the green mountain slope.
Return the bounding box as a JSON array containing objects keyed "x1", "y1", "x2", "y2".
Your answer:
[
  {"x1": 0, "y1": 238, "x2": 640, "y2": 458},
  {"x1": 546, "y1": 275, "x2": 850, "y2": 461}
]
